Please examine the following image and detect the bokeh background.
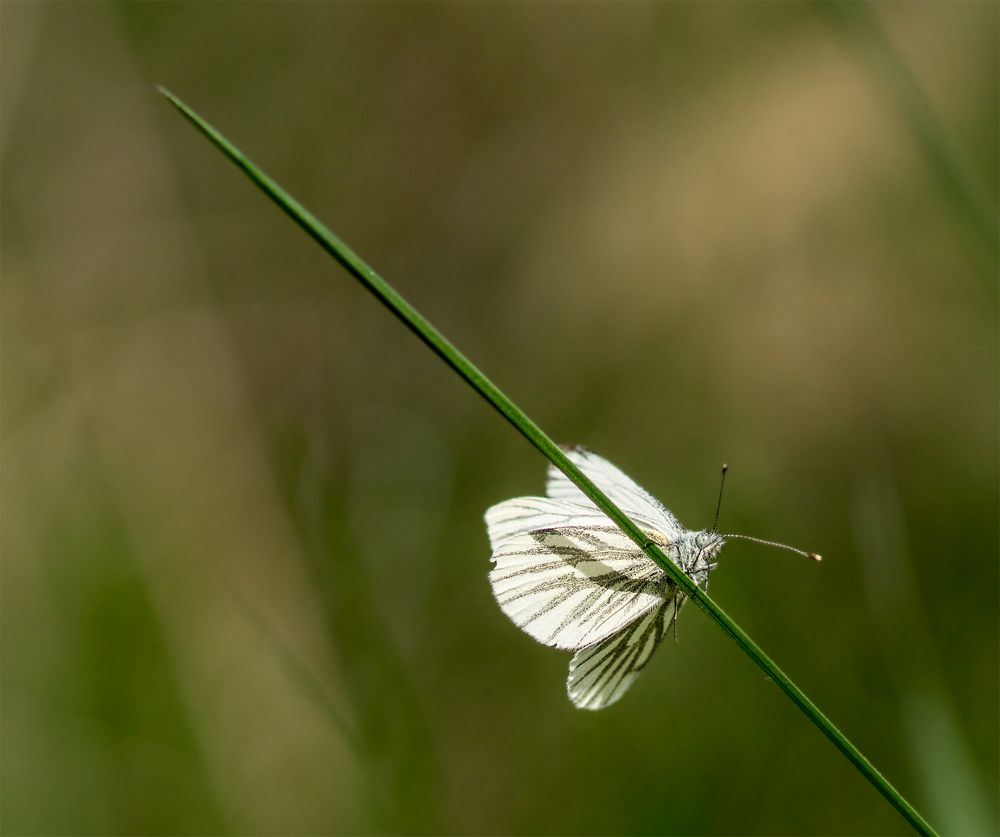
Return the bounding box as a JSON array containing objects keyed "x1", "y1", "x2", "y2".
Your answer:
[{"x1": 2, "y1": 2, "x2": 997, "y2": 835}]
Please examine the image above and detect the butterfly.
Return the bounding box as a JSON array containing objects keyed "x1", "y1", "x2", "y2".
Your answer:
[{"x1": 485, "y1": 446, "x2": 819, "y2": 710}]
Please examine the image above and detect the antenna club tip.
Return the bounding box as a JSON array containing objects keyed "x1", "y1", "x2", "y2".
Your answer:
[
  {"x1": 809, "y1": 553, "x2": 823, "y2": 562},
  {"x1": 721, "y1": 463, "x2": 728, "y2": 472}
]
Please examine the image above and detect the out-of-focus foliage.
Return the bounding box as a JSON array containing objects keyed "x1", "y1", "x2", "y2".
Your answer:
[{"x1": 2, "y1": 3, "x2": 996, "y2": 835}]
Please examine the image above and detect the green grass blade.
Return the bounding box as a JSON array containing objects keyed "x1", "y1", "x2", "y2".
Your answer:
[
  {"x1": 157, "y1": 86, "x2": 938, "y2": 837},
  {"x1": 825, "y1": 1, "x2": 999, "y2": 287},
  {"x1": 237, "y1": 599, "x2": 409, "y2": 831}
]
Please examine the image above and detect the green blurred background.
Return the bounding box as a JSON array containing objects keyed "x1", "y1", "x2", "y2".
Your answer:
[{"x1": 2, "y1": 2, "x2": 997, "y2": 834}]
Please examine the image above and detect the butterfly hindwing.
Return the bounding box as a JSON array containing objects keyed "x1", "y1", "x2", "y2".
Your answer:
[
  {"x1": 566, "y1": 596, "x2": 682, "y2": 710},
  {"x1": 489, "y1": 524, "x2": 670, "y2": 650}
]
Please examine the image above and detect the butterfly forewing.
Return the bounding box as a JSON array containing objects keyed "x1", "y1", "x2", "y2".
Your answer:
[
  {"x1": 485, "y1": 496, "x2": 619, "y2": 550},
  {"x1": 546, "y1": 446, "x2": 682, "y2": 536},
  {"x1": 489, "y1": 525, "x2": 671, "y2": 650},
  {"x1": 567, "y1": 596, "x2": 681, "y2": 710}
]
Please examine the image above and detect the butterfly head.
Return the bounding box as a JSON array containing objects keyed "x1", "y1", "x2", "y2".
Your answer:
[
  {"x1": 676, "y1": 529, "x2": 724, "y2": 585},
  {"x1": 692, "y1": 529, "x2": 725, "y2": 558}
]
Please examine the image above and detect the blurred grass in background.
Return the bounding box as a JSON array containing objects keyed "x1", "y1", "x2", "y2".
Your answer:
[{"x1": 2, "y1": 2, "x2": 996, "y2": 834}]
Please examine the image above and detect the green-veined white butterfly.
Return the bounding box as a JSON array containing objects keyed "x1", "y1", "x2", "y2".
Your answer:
[{"x1": 485, "y1": 446, "x2": 819, "y2": 710}]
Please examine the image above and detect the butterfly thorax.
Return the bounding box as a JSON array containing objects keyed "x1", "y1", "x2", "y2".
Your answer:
[{"x1": 672, "y1": 530, "x2": 724, "y2": 590}]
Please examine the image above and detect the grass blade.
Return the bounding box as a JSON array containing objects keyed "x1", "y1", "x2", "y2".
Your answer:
[
  {"x1": 238, "y1": 599, "x2": 410, "y2": 832},
  {"x1": 825, "y1": 1, "x2": 999, "y2": 287},
  {"x1": 157, "y1": 86, "x2": 938, "y2": 837}
]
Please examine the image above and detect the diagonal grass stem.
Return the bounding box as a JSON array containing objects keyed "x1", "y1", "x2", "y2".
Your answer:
[
  {"x1": 158, "y1": 87, "x2": 937, "y2": 837},
  {"x1": 825, "y1": 1, "x2": 999, "y2": 288}
]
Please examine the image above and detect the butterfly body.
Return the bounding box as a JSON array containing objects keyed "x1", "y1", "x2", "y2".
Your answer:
[
  {"x1": 673, "y1": 529, "x2": 725, "y2": 588},
  {"x1": 485, "y1": 447, "x2": 723, "y2": 710}
]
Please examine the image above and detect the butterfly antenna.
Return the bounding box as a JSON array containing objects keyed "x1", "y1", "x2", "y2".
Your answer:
[
  {"x1": 723, "y1": 533, "x2": 822, "y2": 562},
  {"x1": 711, "y1": 464, "x2": 728, "y2": 533}
]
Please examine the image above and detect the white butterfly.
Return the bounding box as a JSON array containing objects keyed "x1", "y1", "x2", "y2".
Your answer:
[{"x1": 485, "y1": 446, "x2": 819, "y2": 710}]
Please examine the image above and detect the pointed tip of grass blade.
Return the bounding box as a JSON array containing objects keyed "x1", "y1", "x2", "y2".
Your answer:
[
  {"x1": 155, "y1": 87, "x2": 205, "y2": 134},
  {"x1": 156, "y1": 86, "x2": 191, "y2": 118}
]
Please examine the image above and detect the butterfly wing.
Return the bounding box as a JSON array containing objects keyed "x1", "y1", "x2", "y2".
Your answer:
[
  {"x1": 488, "y1": 523, "x2": 671, "y2": 650},
  {"x1": 567, "y1": 596, "x2": 682, "y2": 710},
  {"x1": 485, "y1": 496, "x2": 617, "y2": 550},
  {"x1": 546, "y1": 446, "x2": 682, "y2": 536}
]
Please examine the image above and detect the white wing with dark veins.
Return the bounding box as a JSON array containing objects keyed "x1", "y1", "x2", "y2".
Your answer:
[
  {"x1": 485, "y1": 496, "x2": 615, "y2": 550},
  {"x1": 488, "y1": 524, "x2": 671, "y2": 651},
  {"x1": 545, "y1": 446, "x2": 682, "y2": 536},
  {"x1": 567, "y1": 596, "x2": 682, "y2": 710}
]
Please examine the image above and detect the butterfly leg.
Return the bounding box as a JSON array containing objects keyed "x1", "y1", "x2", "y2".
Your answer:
[
  {"x1": 696, "y1": 563, "x2": 718, "y2": 593},
  {"x1": 669, "y1": 592, "x2": 687, "y2": 643}
]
